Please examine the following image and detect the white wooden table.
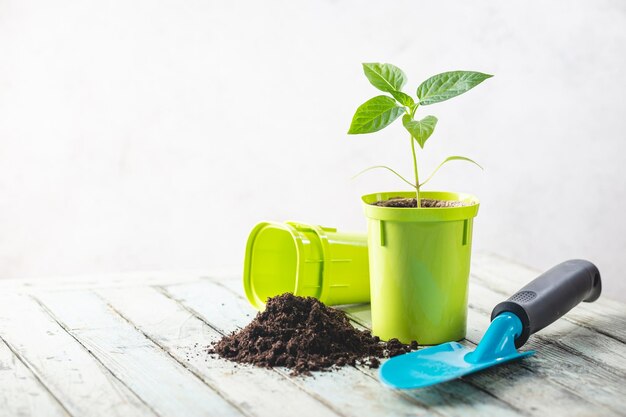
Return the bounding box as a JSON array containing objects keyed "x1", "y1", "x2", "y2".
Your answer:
[{"x1": 1, "y1": 253, "x2": 624, "y2": 417}]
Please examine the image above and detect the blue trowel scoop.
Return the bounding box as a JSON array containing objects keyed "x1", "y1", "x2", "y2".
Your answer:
[{"x1": 380, "y1": 259, "x2": 602, "y2": 389}]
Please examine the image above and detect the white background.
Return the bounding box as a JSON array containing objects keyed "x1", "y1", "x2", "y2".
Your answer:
[{"x1": 1, "y1": 0, "x2": 625, "y2": 301}]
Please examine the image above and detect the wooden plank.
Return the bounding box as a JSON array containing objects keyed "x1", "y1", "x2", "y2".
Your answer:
[
  {"x1": 437, "y1": 272, "x2": 626, "y2": 414},
  {"x1": 165, "y1": 279, "x2": 523, "y2": 417},
  {"x1": 0, "y1": 294, "x2": 156, "y2": 417},
  {"x1": 0, "y1": 270, "x2": 206, "y2": 293},
  {"x1": 465, "y1": 305, "x2": 626, "y2": 414},
  {"x1": 0, "y1": 337, "x2": 69, "y2": 417},
  {"x1": 467, "y1": 282, "x2": 626, "y2": 376},
  {"x1": 214, "y1": 277, "x2": 623, "y2": 417},
  {"x1": 471, "y1": 253, "x2": 622, "y2": 313},
  {"x1": 215, "y1": 280, "x2": 532, "y2": 417},
  {"x1": 342, "y1": 305, "x2": 623, "y2": 417},
  {"x1": 34, "y1": 290, "x2": 245, "y2": 417},
  {"x1": 216, "y1": 279, "x2": 542, "y2": 417},
  {"x1": 471, "y1": 253, "x2": 626, "y2": 343},
  {"x1": 463, "y1": 279, "x2": 626, "y2": 414},
  {"x1": 97, "y1": 286, "x2": 345, "y2": 417},
  {"x1": 161, "y1": 280, "x2": 442, "y2": 417}
]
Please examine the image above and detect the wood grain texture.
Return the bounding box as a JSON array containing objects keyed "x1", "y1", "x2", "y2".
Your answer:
[
  {"x1": 467, "y1": 282, "x2": 626, "y2": 376},
  {"x1": 219, "y1": 277, "x2": 626, "y2": 417},
  {"x1": 0, "y1": 338, "x2": 69, "y2": 417},
  {"x1": 0, "y1": 270, "x2": 204, "y2": 293},
  {"x1": 34, "y1": 290, "x2": 244, "y2": 417},
  {"x1": 471, "y1": 253, "x2": 626, "y2": 343},
  {"x1": 0, "y1": 254, "x2": 624, "y2": 417},
  {"x1": 97, "y1": 286, "x2": 345, "y2": 417},
  {"x1": 466, "y1": 284, "x2": 626, "y2": 414},
  {"x1": 162, "y1": 280, "x2": 445, "y2": 417},
  {"x1": 168, "y1": 279, "x2": 524, "y2": 417},
  {"x1": 215, "y1": 280, "x2": 532, "y2": 417},
  {"x1": 343, "y1": 299, "x2": 625, "y2": 417},
  {"x1": 0, "y1": 294, "x2": 156, "y2": 417}
]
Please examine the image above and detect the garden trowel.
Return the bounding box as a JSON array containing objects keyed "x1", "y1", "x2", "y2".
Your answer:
[{"x1": 379, "y1": 259, "x2": 602, "y2": 389}]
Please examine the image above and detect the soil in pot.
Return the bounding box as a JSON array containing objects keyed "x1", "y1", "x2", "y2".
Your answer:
[
  {"x1": 208, "y1": 293, "x2": 418, "y2": 375},
  {"x1": 374, "y1": 197, "x2": 473, "y2": 208}
]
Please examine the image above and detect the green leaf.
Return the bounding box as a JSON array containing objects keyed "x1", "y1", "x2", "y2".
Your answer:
[
  {"x1": 362, "y1": 63, "x2": 407, "y2": 93},
  {"x1": 348, "y1": 96, "x2": 405, "y2": 134},
  {"x1": 390, "y1": 90, "x2": 415, "y2": 107},
  {"x1": 402, "y1": 114, "x2": 438, "y2": 148},
  {"x1": 420, "y1": 156, "x2": 483, "y2": 187},
  {"x1": 416, "y1": 71, "x2": 493, "y2": 105}
]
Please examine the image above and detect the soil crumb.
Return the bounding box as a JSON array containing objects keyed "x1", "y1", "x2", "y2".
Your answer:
[
  {"x1": 374, "y1": 197, "x2": 472, "y2": 208},
  {"x1": 208, "y1": 293, "x2": 418, "y2": 375}
]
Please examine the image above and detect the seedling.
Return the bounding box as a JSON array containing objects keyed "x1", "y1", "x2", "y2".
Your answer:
[{"x1": 348, "y1": 63, "x2": 492, "y2": 207}]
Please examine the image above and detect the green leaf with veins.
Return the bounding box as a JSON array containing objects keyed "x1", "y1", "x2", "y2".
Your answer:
[
  {"x1": 348, "y1": 63, "x2": 492, "y2": 199},
  {"x1": 348, "y1": 96, "x2": 405, "y2": 134},
  {"x1": 362, "y1": 63, "x2": 407, "y2": 93},
  {"x1": 402, "y1": 114, "x2": 438, "y2": 148},
  {"x1": 390, "y1": 90, "x2": 415, "y2": 107},
  {"x1": 417, "y1": 71, "x2": 493, "y2": 105}
]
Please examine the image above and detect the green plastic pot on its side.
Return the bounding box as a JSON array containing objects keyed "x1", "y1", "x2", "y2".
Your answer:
[
  {"x1": 243, "y1": 221, "x2": 370, "y2": 309},
  {"x1": 362, "y1": 191, "x2": 479, "y2": 345}
]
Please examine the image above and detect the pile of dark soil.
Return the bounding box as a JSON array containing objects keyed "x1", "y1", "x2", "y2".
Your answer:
[
  {"x1": 209, "y1": 293, "x2": 417, "y2": 375},
  {"x1": 374, "y1": 197, "x2": 471, "y2": 208}
]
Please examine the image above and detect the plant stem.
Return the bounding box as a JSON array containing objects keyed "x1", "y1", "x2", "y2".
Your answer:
[
  {"x1": 410, "y1": 136, "x2": 420, "y2": 208},
  {"x1": 409, "y1": 102, "x2": 421, "y2": 207}
]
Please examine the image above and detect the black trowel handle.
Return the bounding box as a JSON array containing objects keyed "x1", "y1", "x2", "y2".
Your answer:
[{"x1": 491, "y1": 260, "x2": 601, "y2": 348}]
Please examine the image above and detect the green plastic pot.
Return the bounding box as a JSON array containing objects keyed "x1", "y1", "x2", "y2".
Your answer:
[
  {"x1": 362, "y1": 191, "x2": 479, "y2": 345},
  {"x1": 243, "y1": 221, "x2": 370, "y2": 309}
]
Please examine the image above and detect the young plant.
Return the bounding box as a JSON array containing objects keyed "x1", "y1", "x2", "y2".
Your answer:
[{"x1": 348, "y1": 63, "x2": 492, "y2": 207}]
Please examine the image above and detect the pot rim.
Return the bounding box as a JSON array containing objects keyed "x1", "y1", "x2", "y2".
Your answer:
[{"x1": 362, "y1": 190, "x2": 479, "y2": 222}]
